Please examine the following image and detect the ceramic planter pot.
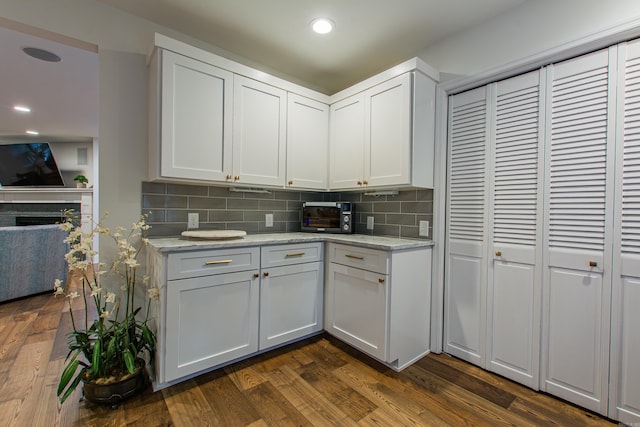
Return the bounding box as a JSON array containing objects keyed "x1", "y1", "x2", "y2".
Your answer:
[{"x1": 82, "y1": 360, "x2": 148, "y2": 407}]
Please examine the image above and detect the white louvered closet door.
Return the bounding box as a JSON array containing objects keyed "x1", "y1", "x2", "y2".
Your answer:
[
  {"x1": 541, "y1": 47, "x2": 616, "y2": 415},
  {"x1": 609, "y1": 39, "x2": 640, "y2": 424},
  {"x1": 444, "y1": 87, "x2": 488, "y2": 366},
  {"x1": 486, "y1": 70, "x2": 544, "y2": 389}
]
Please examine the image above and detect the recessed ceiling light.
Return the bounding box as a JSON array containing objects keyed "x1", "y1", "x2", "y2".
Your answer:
[
  {"x1": 22, "y1": 47, "x2": 61, "y2": 62},
  {"x1": 14, "y1": 105, "x2": 31, "y2": 113},
  {"x1": 25, "y1": 130, "x2": 39, "y2": 135},
  {"x1": 311, "y1": 18, "x2": 334, "y2": 35}
]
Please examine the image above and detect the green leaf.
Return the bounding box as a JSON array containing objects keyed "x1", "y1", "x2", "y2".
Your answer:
[
  {"x1": 123, "y1": 348, "x2": 135, "y2": 373},
  {"x1": 57, "y1": 353, "x2": 79, "y2": 396},
  {"x1": 91, "y1": 340, "x2": 101, "y2": 376},
  {"x1": 59, "y1": 369, "x2": 85, "y2": 404}
]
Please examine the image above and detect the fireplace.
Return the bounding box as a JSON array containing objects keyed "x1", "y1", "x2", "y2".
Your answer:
[{"x1": 0, "y1": 202, "x2": 80, "y2": 227}]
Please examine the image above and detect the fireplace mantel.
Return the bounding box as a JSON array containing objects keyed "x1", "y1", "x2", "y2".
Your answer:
[{"x1": 0, "y1": 187, "x2": 92, "y2": 203}]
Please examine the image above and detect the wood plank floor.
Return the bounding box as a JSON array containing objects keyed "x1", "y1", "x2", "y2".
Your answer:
[{"x1": 0, "y1": 279, "x2": 617, "y2": 426}]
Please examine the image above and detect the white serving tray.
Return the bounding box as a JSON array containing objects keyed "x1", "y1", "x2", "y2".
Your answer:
[{"x1": 181, "y1": 230, "x2": 247, "y2": 240}]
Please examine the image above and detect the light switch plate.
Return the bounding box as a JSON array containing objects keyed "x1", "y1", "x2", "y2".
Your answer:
[
  {"x1": 265, "y1": 213, "x2": 273, "y2": 227},
  {"x1": 188, "y1": 212, "x2": 199, "y2": 229},
  {"x1": 367, "y1": 216, "x2": 374, "y2": 230},
  {"x1": 419, "y1": 220, "x2": 429, "y2": 237}
]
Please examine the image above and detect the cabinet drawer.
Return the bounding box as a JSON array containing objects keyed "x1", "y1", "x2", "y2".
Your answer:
[
  {"x1": 167, "y1": 247, "x2": 260, "y2": 280},
  {"x1": 327, "y1": 243, "x2": 388, "y2": 274},
  {"x1": 261, "y1": 242, "x2": 323, "y2": 268}
]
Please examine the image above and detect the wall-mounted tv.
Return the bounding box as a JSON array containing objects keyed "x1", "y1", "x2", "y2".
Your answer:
[{"x1": 0, "y1": 142, "x2": 65, "y2": 187}]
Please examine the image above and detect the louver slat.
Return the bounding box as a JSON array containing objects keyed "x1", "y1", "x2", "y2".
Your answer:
[
  {"x1": 493, "y1": 82, "x2": 539, "y2": 246},
  {"x1": 449, "y1": 96, "x2": 486, "y2": 242},
  {"x1": 549, "y1": 63, "x2": 609, "y2": 252}
]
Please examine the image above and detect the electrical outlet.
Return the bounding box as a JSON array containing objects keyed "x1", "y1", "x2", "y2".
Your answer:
[
  {"x1": 419, "y1": 220, "x2": 429, "y2": 237},
  {"x1": 187, "y1": 212, "x2": 199, "y2": 229},
  {"x1": 265, "y1": 213, "x2": 273, "y2": 227},
  {"x1": 367, "y1": 216, "x2": 374, "y2": 230}
]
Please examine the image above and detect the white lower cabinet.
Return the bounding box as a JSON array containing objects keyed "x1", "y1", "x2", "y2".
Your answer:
[
  {"x1": 165, "y1": 270, "x2": 259, "y2": 382},
  {"x1": 325, "y1": 243, "x2": 432, "y2": 370},
  {"x1": 162, "y1": 247, "x2": 261, "y2": 383},
  {"x1": 152, "y1": 242, "x2": 324, "y2": 386},
  {"x1": 259, "y1": 243, "x2": 324, "y2": 350}
]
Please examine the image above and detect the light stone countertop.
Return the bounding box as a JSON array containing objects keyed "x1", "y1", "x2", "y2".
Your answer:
[{"x1": 148, "y1": 232, "x2": 433, "y2": 253}]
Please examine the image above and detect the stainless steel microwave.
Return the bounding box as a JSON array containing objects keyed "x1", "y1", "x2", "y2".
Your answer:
[{"x1": 301, "y1": 201, "x2": 354, "y2": 233}]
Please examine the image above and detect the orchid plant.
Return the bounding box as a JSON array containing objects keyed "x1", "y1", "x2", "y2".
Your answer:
[{"x1": 54, "y1": 211, "x2": 158, "y2": 404}]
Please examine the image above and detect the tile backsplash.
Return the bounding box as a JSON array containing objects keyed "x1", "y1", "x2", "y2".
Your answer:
[{"x1": 142, "y1": 182, "x2": 433, "y2": 239}]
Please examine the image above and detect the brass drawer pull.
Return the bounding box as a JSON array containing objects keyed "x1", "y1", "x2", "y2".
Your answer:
[
  {"x1": 253, "y1": 273, "x2": 259, "y2": 278},
  {"x1": 205, "y1": 259, "x2": 233, "y2": 265},
  {"x1": 378, "y1": 278, "x2": 385, "y2": 283},
  {"x1": 285, "y1": 252, "x2": 305, "y2": 257},
  {"x1": 345, "y1": 254, "x2": 364, "y2": 260},
  {"x1": 495, "y1": 251, "x2": 502, "y2": 257},
  {"x1": 589, "y1": 261, "x2": 598, "y2": 268},
  {"x1": 263, "y1": 272, "x2": 269, "y2": 277}
]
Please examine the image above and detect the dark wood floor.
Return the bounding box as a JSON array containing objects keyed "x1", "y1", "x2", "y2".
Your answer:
[{"x1": 0, "y1": 281, "x2": 617, "y2": 426}]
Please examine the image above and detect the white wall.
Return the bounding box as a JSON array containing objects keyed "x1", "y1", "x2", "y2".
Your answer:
[
  {"x1": 49, "y1": 141, "x2": 94, "y2": 187},
  {"x1": 420, "y1": 0, "x2": 640, "y2": 80}
]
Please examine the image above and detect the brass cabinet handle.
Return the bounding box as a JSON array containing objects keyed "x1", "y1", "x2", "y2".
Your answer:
[
  {"x1": 205, "y1": 259, "x2": 233, "y2": 265},
  {"x1": 363, "y1": 180, "x2": 368, "y2": 185},
  {"x1": 263, "y1": 272, "x2": 269, "y2": 277},
  {"x1": 288, "y1": 180, "x2": 293, "y2": 185},
  {"x1": 589, "y1": 261, "x2": 598, "y2": 267},
  {"x1": 357, "y1": 181, "x2": 363, "y2": 186},
  {"x1": 285, "y1": 252, "x2": 305, "y2": 257},
  {"x1": 234, "y1": 175, "x2": 240, "y2": 181},
  {"x1": 345, "y1": 254, "x2": 364, "y2": 260},
  {"x1": 253, "y1": 273, "x2": 259, "y2": 278},
  {"x1": 378, "y1": 278, "x2": 385, "y2": 283},
  {"x1": 495, "y1": 251, "x2": 502, "y2": 257},
  {"x1": 226, "y1": 174, "x2": 232, "y2": 180}
]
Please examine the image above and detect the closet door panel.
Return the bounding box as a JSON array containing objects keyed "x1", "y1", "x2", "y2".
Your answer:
[
  {"x1": 487, "y1": 70, "x2": 543, "y2": 388},
  {"x1": 542, "y1": 47, "x2": 615, "y2": 415},
  {"x1": 609, "y1": 39, "x2": 640, "y2": 424},
  {"x1": 444, "y1": 87, "x2": 488, "y2": 366}
]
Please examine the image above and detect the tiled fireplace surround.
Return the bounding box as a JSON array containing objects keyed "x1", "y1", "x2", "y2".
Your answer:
[{"x1": 142, "y1": 182, "x2": 433, "y2": 240}]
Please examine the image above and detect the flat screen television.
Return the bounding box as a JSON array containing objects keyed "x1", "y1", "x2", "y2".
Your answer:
[{"x1": 0, "y1": 142, "x2": 65, "y2": 187}]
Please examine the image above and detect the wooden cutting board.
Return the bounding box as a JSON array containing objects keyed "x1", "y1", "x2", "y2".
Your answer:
[{"x1": 181, "y1": 230, "x2": 247, "y2": 240}]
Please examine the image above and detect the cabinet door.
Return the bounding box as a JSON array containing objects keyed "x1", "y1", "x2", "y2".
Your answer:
[
  {"x1": 444, "y1": 86, "x2": 489, "y2": 367},
  {"x1": 286, "y1": 94, "x2": 329, "y2": 190},
  {"x1": 609, "y1": 39, "x2": 640, "y2": 424},
  {"x1": 541, "y1": 48, "x2": 615, "y2": 415},
  {"x1": 259, "y1": 261, "x2": 323, "y2": 349},
  {"x1": 487, "y1": 70, "x2": 544, "y2": 389},
  {"x1": 365, "y1": 73, "x2": 412, "y2": 187},
  {"x1": 329, "y1": 94, "x2": 365, "y2": 189},
  {"x1": 325, "y1": 262, "x2": 388, "y2": 361},
  {"x1": 160, "y1": 50, "x2": 233, "y2": 181},
  {"x1": 164, "y1": 270, "x2": 259, "y2": 382},
  {"x1": 233, "y1": 75, "x2": 286, "y2": 186}
]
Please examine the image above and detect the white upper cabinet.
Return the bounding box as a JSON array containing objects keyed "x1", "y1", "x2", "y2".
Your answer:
[
  {"x1": 149, "y1": 35, "x2": 438, "y2": 190},
  {"x1": 233, "y1": 76, "x2": 287, "y2": 187},
  {"x1": 329, "y1": 94, "x2": 366, "y2": 189},
  {"x1": 330, "y1": 71, "x2": 436, "y2": 190},
  {"x1": 149, "y1": 49, "x2": 233, "y2": 182},
  {"x1": 286, "y1": 94, "x2": 329, "y2": 190}
]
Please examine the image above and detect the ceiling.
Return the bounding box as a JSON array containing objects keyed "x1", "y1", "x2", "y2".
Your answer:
[
  {"x1": 0, "y1": 23, "x2": 98, "y2": 143},
  {"x1": 99, "y1": 0, "x2": 527, "y2": 94},
  {"x1": 0, "y1": 0, "x2": 528, "y2": 143}
]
